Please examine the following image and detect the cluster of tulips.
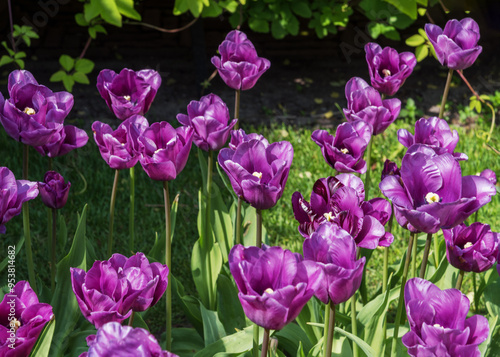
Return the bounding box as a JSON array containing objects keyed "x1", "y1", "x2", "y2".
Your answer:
[{"x1": 0, "y1": 14, "x2": 498, "y2": 357}]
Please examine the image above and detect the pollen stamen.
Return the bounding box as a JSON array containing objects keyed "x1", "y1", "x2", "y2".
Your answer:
[
  {"x1": 23, "y1": 107, "x2": 36, "y2": 115},
  {"x1": 425, "y1": 192, "x2": 440, "y2": 204},
  {"x1": 252, "y1": 172, "x2": 263, "y2": 180}
]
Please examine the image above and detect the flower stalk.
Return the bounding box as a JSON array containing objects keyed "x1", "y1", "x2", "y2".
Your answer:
[
  {"x1": 107, "y1": 169, "x2": 120, "y2": 257},
  {"x1": 364, "y1": 138, "x2": 373, "y2": 199},
  {"x1": 22, "y1": 144, "x2": 36, "y2": 291},
  {"x1": 235, "y1": 89, "x2": 241, "y2": 130},
  {"x1": 129, "y1": 166, "x2": 135, "y2": 252},
  {"x1": 261, "y1": 328, "x2": 270, "y2": 357},
  {"x1": 456, "y1": 270, "x2": 465, "y2": 290},
  {"x1": 163, "y1": 180, "x2": 172, "y2": 351},
  {"x1": 323, "y1": 301, "x2": 336, "y2": 357},
  {"x1": 419, "y1": 233, "x2": 433, "y2": 278},
  {"x1": 205, "y1": 150, "x2": 216, "y2": 310},
  {"x1": 50, "y1": 208, "x2": 57, "y2": 293},
  {"x1": 254, "y1": 207, "x2": 263, "y2": 357},
  {"x1": 439, "y1": 69, "x2": 454, "y2": 119}
]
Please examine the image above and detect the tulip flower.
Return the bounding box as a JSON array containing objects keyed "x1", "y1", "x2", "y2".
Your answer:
[
  {"x1": 379, "y1": 144, "x2": 496, "y2": 233},
  {"x1": 303, "y1": 223, "x2": 365, "y2": 304},
  {"x1": 79, "y1": 322, "x2": 178, "y2": 357},
  {"x1": 229, "y1": 129, "x2": 268, "y2": 150},
  {"x1": 211, "y1": 30, "x2": 271, "y2": 91},
  {"x1": 34, "y1": 125, "x2": 89, "y2": 157},
  {"x1": 343, "y1": 77, "x2": 401, "y2": 135},
  {"x1": 480, "y1": 169, "x2": 497, "y2": 185},
  {"x1": 138, "y1": 122, "x2": 194, "y2": 181},
  {"x1": 425, "y1": 18, "x2": 482, "y2": 70},
  {"x1": 0, "y1": 70, "x2": 73, "y2": 147},
  {"x1": 403, "y1": 278, "x2": 489, "y2": 356},
  {"x1": 381, "y1": 159, "x2": 400, "y2": 181},
  {"x1": 292, "y1": 175, "x2": 393, "y2": 249},
  {"x1": 92, "y1": 115, "x2": 149, "y2": 170},
  {"x1": 364, "y1": 42, "x2": 416, "y2": 96},
  {"x1": 0, "y1": 281, "x2": 53, "y2": 356},
  {"x1": 38, "y1": 171, "x2": 71, "y2": 210},
  {"x1": 218, "y1": 136, "x2": 293, "y2": 210},
  {"x1": 311, "y1": 120, "x2": 372, "y2": 174},
  {"x1": 397, "y1": 117, "x2": 468, "y2": 161},
  {"x1": 443, "y1": 222, "x2": 499, "y2": 273},
  {"x1": 228, "y1": 244, "x2": 323, "y2": 331},
  {"x1": 0, "y1": 167, "x2": 39, "y2": 234},
  {"x1": 176, "y1": 93, "x2": 237, "y2": 151},
  {"x1": 71, "y1": 252, "x2": 169, "y2": 328},
  {"x1": 96, "y1": 68, "x2": 162, "y2": 120}
]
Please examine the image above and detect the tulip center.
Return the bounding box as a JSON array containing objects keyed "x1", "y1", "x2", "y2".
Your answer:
[
  {"x1": 382, "y1": 69, "x2": 391, "y2": 77},
  {"x1": 264, "y1": 288, "x2": 274, "y2": 294},
  {"x1": 463, "y1": 242, "x2": 474, "y2": 249},
  {"x1": 123, "y1": 95, "x2": 131, "y2": 101},
  {"x1": 340, "y1": 148, "x2": 349, "y2": 154},
  {"x1": 23, "y1": 107, "x2": 36, "y2": 115},
  {"x1": 323, "y1": 212, "x2": 335, "y2": 222},
  {"x1": 252, "y1": 172, "x2": 263, "y2": 180},
  {"x1": 10, "y1": 318, "x2": 21, "y2": 332},
  {"x1": 425, "y1": 192, "x2": 440, "y2": 204}
]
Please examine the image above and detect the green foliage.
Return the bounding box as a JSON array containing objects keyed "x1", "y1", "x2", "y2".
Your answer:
[
  {"x1": 405, "y1": 28, "x2": 437, "y2": 62},
  {"x1": 12, "y1": 25, "x2": 39, "y2": 47},
  {"x1": 82, "y1": 0, "x2": 141, "y2": 27},
  {"x1": 50, "y1": 55, "x2": 95, "y2": 92}
]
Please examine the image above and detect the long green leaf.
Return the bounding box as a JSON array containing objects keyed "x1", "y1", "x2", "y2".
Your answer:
[
  {"x1": 216, "y1": 274, "x2": 246, "y2": 335},
  {"x1": 193, "y1": 325, "x2": 263, "y2": 357},
  {"x1": 29, "y1": 318, "x2": 55, "y2": 357},
  {"x1": 172, "y1": 328, "x2": 205, "y2": 357},
  {"x1": 200, "y1": 303, "x2": 227, "y2": 346},
  {"x1": 333, "y1": 326, "x2": 375, "y2": 357},
  {"x1": 191, "y1": 238, "x2": 223, "y2": 309},
  {"x1": 275, "y1": 323, "x2": 314, "y2": 356},
  {"x1": 172, "y1": 276, "x2": 203, "y2": 335}
]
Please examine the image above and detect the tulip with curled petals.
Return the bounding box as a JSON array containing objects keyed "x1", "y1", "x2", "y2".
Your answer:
[
  {"x1": 228, "y1": 244, "x2": 323, "y2": 331},
  {"x1": 365, "y1": 42, "x2": 416, "y2": 96},
  {"x1": 176, "y1": 93, "x2": 237, "y2": 151},
  {"x1": 71, "y1": 252, "x2": 169, "y2": 328},
  {"x1": 229, "y1": 128, "x2": 268, "y2": 150},
  {"x1": 96, "y1": 68, "x2": 162, "y2": 120},
  {"x1": 425, "y1": 18, "x2": 482, "y2": 70},
  {"x1": 303, "y1": 223, "x2": 365, "y2": 304},
  {"x1": 0, "y1": 281, "x2": 53, "y2": 356},
  {"x1": 380, "y1": 144, "x2": 496, "y2": 233},
  {"x1": 311, "y1": 120, "x2": 372, "y2": 174},
  {"x1": 34, "y1": 124, "x2": 88, "y2": 158},
  {"x1": 38, "y1": 170, "x2": 71, "y2": 210},
  {"x1": 0, "y1": 167, "x2": 39, "y2": 234},
  {"x1": 218, "y1": 136, "x2": 293, "y2": 210},
  {"x1": 211, "y1": 30, "x2": 271, "y2": 91},
  {"x1": 403, "y1": 278, "x2": 489, "y2": 356},
  {"x1": 480, "y1": 169, "x2": 497, "y2": 185}
]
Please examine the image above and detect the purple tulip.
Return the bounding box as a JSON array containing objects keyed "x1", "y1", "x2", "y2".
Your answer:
[
  {"x1": 425, "y1": 18, "x2": 482, "y2": 70},
  {"x1": 443, "y1": 222, "x2": 499, "y2": 273},
  {"x1": 218, "y1": 136, "x2": 293, "y2": 210},
  {"x1": 343, "y1": 77, "x2": 401, "y2": 135},
  {"x1": 34, "y1": 125, "x2": 89, "y2": 157},
  {"x1": 38, "y1": 170, "x2": 71, "y2": 209},
  {"x1": 96, "y1": 68, "x2": 161, "y2": 120},
  {"x1": 480, "y1": 169, "x2": 497, "y2": 185},
  {"x1": 365, "y1": 42, "x2": 416, "y2": 96},
  {"x1": 397, "y1": 117, "x2": 468, "y2": 161},
  {"x1": 381, "y1": 159, "x2": 400, "y2": 181},
  {"x1": 403, "y1": 278, "x2": 489, "y2": 356},
  {"x1": 380, "y1": 144, "x2": 496, "y2": 233},
  {"x1": 0, "y1": 167, "x2": 39, "y2": 234},
  {"x1": 211, "y1": 30, "x2": 271, "y2": 91},
  {"x1": 176, "y1": 93, "x2": 237, "y2": 151},
  {"x1": 311, "y1": 120, "x2": 372, "y2": 174},
  {"x1": 71, "y1": 252, "x2": 169, "y2": 328},
  {"x1": 292, "y1": 175, "x2": 393, "y2": 249},
  {"x1": 229, "y1": 129, "x2": 269, "y2": 150},
  {"x1": 79, "y1": 322, "x2": 178, "y2": 357},
  {"x1": 92, "y1": 115, "x2": 149, "y2": 170},
  {"x1": 138, "y1": 122, "x2": 194, "y2": 181},
  {"x1": 303, "y1": 223, "x2": 365, "y2": 304},
  {"x1": 228, "y1": 244, "x2": 323, "y2": 331},
  {"x1": 0, "y1": 281, "x2": 54, "y2": 356},
  {"x1": 0, "y1": 70, "x2": 73, "y2": 147}
]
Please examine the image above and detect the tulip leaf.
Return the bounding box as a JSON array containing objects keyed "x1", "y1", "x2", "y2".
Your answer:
[
  {"x1": 193, "y1": 325, "x2": 263, "y2": 357},
  {"x1": 172, "y1": 276, "x2": 203, "y2": 335},
  {"x1": 49, "y1": 205, "x2": 88, "y2": 356},
  {"x1": 275, "y1": 323, "x2": 314, "y2": 356},
  {"x1": 29, "y1": 317, "x2": 55, "y2": 357},
  {"x1": 216, "y1": 274, "x2": 246, "y2": 335},
  {"x1": 331, "y1": 326, "x2": 375, "y2": 357},
  {"x1": 485, "y1": 278, "x2": 500, "y2": 318},
  {"x1": 200, "y1": 303, "x2": 227, "y2": 346},
  {"x1": 171, "y1": 328, "x2": 205, "y2": 357},
  {"x1": 57, "y1": 212, "x2": 68, "y2": 252},
  {"x1": 65, "y1": 327, "x2": 95, "y2": 356},
  {"x1": 480, "y1": 315, "x2": 498, "y2": 356},
  {"x1": 191, "y1": 237, "x2": 222, "y2": 310},
  {"x1": 296, "y1": 297, "x2": 323, "y2": 345}
]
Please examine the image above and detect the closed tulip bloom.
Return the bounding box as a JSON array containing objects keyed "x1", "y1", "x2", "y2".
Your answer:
[
  {"x1": 96, "y1": 68, "x2": 161, "y2": 120},
  {"x1": 38, "y1": 170, "x2": 71, "y2": 209},
  {"x1": 71, "y1": 252, "x2": 169, "y2": 328},
  {"x1": 311, "y1": 120, "x2": 372, "y2": 174},
  {"x1": 365, "y1": 42, "x2": 416, "y2": 96},
  {"x1": 211, "y1": 30, "x2": 271, "y2": 91},
  {"x1": 228, "y1": 244, "x2": 323, "y2": 331},
  {"x1": 343, "y1": 77, "x2": 401, "y2": 135},
  {"x1": 403, "y1": 278, "x2": 489, "y2": 356},
  {"x1": 0, "y1": 167, "x2": 39, "y2": 234},
  {"x1": 138, "y1": 122, "x2": 193, "y2": 181},
  {"x1": 0, "y1": 70, "x2": 73, "y2": 147},
  {"x1": 381, "y1": 159, "x2": 400, "y2": 181},
  {"x1": 303, "y1": 223, "x2": 365, "y2": 304},
  {"x1": 425, "y1": 18, "x2": 482, "y2": 70},
  {"x1": 397, "y1": 117, "x2": 468, "y2": 161},
  {"x1": 34, "y1": 125, "x2": 89, "y2": 157},
  {"x1": 79, "y1": 322, "x2": 178, "y2": 357},
  {"x1": 480, "y1": 169, "x2": 497, "y2": 185},
  {"x1": 0, "y1": 281, "x2": 54, "y2": 357},
  {"x1": 229, "y1": 129, "x2": 269, "y2": 150},
  {"x1": 177, "y1": 93, "x2": 237, "y2": 151},
  {"x1": 380, "y1": 144, "x2": 496, "y2": 233},
  {"x1": 92, "y1": 115, "x2": 149, "y2": 170},
  {"x1": 218, "y1": 137, "x2": 293, "y2": 210},
  {"x1": 443, "y1": 222, "x2": 499, "y2": 273}
]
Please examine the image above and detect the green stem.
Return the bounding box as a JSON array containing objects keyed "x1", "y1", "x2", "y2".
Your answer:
[
  {"x1": 163, "y1": 181, "x2": 172, "y2": 351},
  {"x1": 364, "y1": 138, "x2": 373, "y2": 200},
  {"x1": 261, "y1": 328, "x2": 270, "y2": 357},
  {"x1": 128, "y1": 311, "x2": 135, "y2": 326},
  {"x1": 323, "y1": 301, "x2": 336, "y2": 357},
  {"x1": 419, "y1": 233, "x2": 433, "y2": 279},
  {"x1": 235, "y1": 89, "x2": 241, "y2": 130},
  {"x1": 411, "y1": 232, "x2": 417, "y2": 278},
  {"x1": 22, "y1": 144, "x2": 36, "y2": 291},
  {"x1": 50, "y1": 208, "x2": 57, "y2": 293},
  {"x1": 439, "y1": 68, "x2": 454, "y2": 119},
  {"x1": 433, "y1": 233, "x2": 440, "y2": 268},
  {"x1": 382, "y1": 207, "x2": 393, "y2": 346},
  {"x1": 236, "y1": 197, "x2": 242, "y2": 245},
  {"x1": 253, "y1": 324, "x2": 260, "y2": 357},
  {"x1": 107, "y1": 170, "x2": 119, "y2": 257},
  {"x1": 391, "y1": 232, "x2": 415, "y2": 357},
  {"x1": 472, "y1": 273, "x2": 478, "y2": 312},
  {"x1": 323, "y1": 303, "x2": 330, "y2": 357},
  {"x1": 455, "y1": 270, "x2": 465, "y2": 290},
  {"x1": 205, "y1": 150, "x2": 215, "y2": 309},
  {"x1": 256, "y1": 209, "x2": 262, "y2": 248},
  {"x1": 129, "y1": 166, "x2": 135, "y2": 252},
  {"x1": 350, "y1": 294, "x2": 358, "y2": 357}
]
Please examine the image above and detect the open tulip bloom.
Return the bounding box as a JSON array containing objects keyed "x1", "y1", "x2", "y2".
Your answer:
[
  {"x1": 403, "y1": 278, "x2": 489, "y2": 356},
  {"x1": 425, "y1": 18, "x2": 482, "y2": 71},
  {"x1": 364, "y1": 42, "x2": 416, "y2": 96},
  {"x1": 380, "y1": 144, "x2": 496, "y2": 233},
  {"x1": 229, "y1": 128, "x2": 269, "y2": 150},
  {"x1": 96, "y1": 68, "x2": 162, "y2": 120},
  {"x1": 34, "y1": 124, "x2": 89, "y2": 158},
  {"x1": 229, "y1": 244, "x2": 323, "y2": 331},
  {"x1": 211, "y1": 30, "x2": 271, "y2": 91}
]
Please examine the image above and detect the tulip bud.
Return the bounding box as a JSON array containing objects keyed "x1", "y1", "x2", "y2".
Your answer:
[{"x1": 39, "y1": 171, "x2": 71, "y2": 209}]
